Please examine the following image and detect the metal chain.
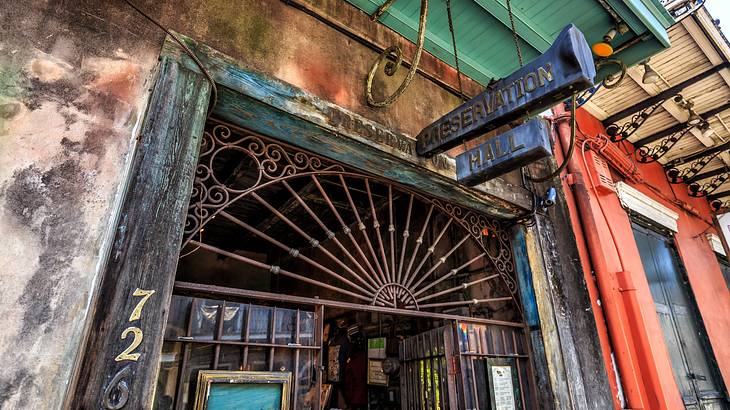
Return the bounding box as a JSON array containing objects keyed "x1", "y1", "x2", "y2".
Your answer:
[
  {"x1": 506, "y1": 0, "x2": 523, "y2": 67},
  {"x1": 446, "y1": 0, "x2": 466, "y2": 101}
]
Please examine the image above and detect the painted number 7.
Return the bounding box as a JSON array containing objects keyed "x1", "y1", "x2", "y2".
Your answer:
[{"x1": 114, "y1": 288, "x2": 156, "y2": 362}]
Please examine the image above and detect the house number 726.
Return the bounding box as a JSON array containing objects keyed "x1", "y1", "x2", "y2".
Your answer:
[{"x1": 115, "y1": 288, "x2": 156, "y2": 362}]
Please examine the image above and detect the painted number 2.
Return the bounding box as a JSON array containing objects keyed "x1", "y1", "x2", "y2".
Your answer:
[{"x1": 114, "y1": 288, "x2": 156, "y2": 362}]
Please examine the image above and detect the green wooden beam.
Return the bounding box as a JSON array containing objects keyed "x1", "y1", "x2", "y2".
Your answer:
[
  {"x1": 472, "y1": 0, "x2": 552, "y2": 52},
  {"x1": 362, "y1": 0, "x2": 500, "y2": 83}
]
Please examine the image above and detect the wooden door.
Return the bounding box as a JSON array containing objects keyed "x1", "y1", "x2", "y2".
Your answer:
[{"x1": 632, "y1": 222, "x2": 728, "y2": 409}]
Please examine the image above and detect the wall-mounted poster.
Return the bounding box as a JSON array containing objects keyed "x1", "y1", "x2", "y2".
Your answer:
[
  {"x1": 193, "y1": 370, "x2": 291, "y2": 410},
  {"x1": 367, "y1": 337, "x2": 386, "y2": 359},
  {"x1": 367, "y1": 359, "x2": 388, "y2": 386},
  {"x1": 486, "y1": 358, "x2": 521, "y2": 410}
]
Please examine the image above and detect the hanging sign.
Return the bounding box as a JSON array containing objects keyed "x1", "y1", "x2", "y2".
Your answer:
[
  {"x1": 456, "y1": 118, "x2": 551, "y2": 185},
  {"x1": 416, "y1": 24, "x2": 595, "y2": 157}
]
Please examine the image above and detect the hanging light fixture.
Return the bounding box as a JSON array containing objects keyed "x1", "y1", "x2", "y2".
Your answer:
[{"x1": 641, "y1": 59, "x2": 660, "y2": 84}]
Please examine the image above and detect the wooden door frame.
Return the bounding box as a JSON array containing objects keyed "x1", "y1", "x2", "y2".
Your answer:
[
  {"x1": 69, "y1": 54, "x2": 211, "y2": 409},
  {"x1": 69, "y1": 33, "x2": 613, "y2": 409}
]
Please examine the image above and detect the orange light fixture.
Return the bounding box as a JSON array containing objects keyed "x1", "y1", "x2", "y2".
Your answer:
[{"x1": 592, "y1": 42, "x2": 614, "y2": 57}]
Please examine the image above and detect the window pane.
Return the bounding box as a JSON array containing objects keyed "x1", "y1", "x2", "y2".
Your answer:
[
  {"x1": 299, "y1": 311, "x2": 315, "y2": 346},
  {"x1": 275, "y1": 308, "x2": 297, "y2": 345},
  {"x1": 153, "y1": 342, "x2": 181, "y2": 410},
  {"x1": 217, "y1": 345, "x2": 243, "y2": 371},
  {"x1": 221, "y1": 303, "x2": 246, "y2": 341},
  {"x1": 296, "y1": 350, "x2": 318, "y2": 410},
  {"x1": 164, "y1": 296, "x2": 192, "y2": 340},
  {"x1": 273, "y1": 348, "x2": 294, "y2": 373},
  {"x1": 248, "y1": 306, "x2": 272, "y2": 343},
  {"x1": 182, "y1": 344, "x2": 214, "y2": 409},
  {"x1": 190, "y1": 299, "x2": 221, "y2": 341},
  {"x1": 246, "y1": 347, "x2": 270, "y2": 371}
]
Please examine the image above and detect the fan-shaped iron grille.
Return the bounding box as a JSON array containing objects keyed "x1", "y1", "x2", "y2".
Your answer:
[{"x1": 181, "y1": 119, "x2": 522, "y2": 323}]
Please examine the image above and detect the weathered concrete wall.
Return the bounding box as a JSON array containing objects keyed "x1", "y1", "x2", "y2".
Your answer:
[
  {"x1": 0, "y1": 0, "x2": 516, "y2": 407},
  {"x1": 0, "y1": 1, "x2": 162, "y2": 407}
]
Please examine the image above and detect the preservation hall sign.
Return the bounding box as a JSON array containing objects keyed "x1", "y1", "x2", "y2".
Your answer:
[
  {"x1": 416, "y1": 24, "x2": 596, "y2": 157},
  {"x1": 456, "y1": 119, "x2": 551, "y2": 185}
]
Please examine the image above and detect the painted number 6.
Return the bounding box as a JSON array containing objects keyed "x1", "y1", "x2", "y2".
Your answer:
[{"x1": 114, "y1": 288, "x2": 156, "y2": 362}]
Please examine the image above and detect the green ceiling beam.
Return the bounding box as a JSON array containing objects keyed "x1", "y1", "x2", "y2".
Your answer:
[
  {"x1": 362, "y1": 0, "x2": 500, "y2": 83},
  {"x1": 472, "y1": 0, "x2": 552, "y2": 52}
]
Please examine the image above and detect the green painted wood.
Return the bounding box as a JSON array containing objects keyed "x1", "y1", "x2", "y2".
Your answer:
[
  {"x1": 472, "y1": 0, "x2": 552, "y2": 52},
  {"x1": 71, "y1": 57, "x2": 210, "y2": 409},
  {"x1": 346, "y1": 0, "x2": 671, "y2": 84},
  {"x1": 160, "y1": 35, "x2": 534, "y2": 218}
]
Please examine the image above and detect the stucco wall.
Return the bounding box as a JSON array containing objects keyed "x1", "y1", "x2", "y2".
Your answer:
[
  {"x1": 0, "y1": 0, "x2": 505, "y2": 407},
  {"x1": 0, "y1": 1, "x2": 162, "y2": 407}
]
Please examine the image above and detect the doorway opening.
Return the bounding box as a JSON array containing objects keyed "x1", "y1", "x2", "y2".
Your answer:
[{"x1": 154, "y1": 119, "x2": 535, "y2": 409}]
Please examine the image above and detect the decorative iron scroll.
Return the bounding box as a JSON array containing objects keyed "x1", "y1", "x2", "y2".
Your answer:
[
  {"x1": 605, "y1": 99, "x2": 664, "y2": 142},
  {"x1": 181, "y1": 120, "x2": 520, "y2": 317},
  {"x1": 365, "y1": 0, "x2": 428, "y2": 108},
  {"x1": 665, "y1": 151, "x2": 721, "y2": 184},
  {"x1": 635, "y1": 127, "x2": 693, "y2": 163},
  {"x1": 688, "y1": 172, "x2": 730, "y2": 197}
]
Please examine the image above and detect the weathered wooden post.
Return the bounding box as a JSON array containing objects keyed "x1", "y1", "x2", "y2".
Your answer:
[{"x1": 71, "y1": 56, "x2": 210, "y2": 409}]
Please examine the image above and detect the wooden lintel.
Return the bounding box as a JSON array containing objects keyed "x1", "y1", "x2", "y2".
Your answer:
[{"x1": 160, "y1": 35, "x2": 533, "y2": 218}]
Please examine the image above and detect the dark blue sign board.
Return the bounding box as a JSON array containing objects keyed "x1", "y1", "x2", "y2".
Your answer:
[
  {"x1": 416, "y1": 24, "x2": 595, "y2": 157},
  {"x1": 456, "y1": 119, "x2": 551, "y2": 186}
]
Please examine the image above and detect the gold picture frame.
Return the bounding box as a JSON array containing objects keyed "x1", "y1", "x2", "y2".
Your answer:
[{"x1": 193, "y1": 370, "x2": 291, "y2": 410}]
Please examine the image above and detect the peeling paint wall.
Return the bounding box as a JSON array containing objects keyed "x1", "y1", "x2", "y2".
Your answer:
[
  {"x1": 0, "y1": 0, "x2": 511, "y2": 407},
  {"x1": 0, "y1": 1, "x2": 162, "y2": 408}
]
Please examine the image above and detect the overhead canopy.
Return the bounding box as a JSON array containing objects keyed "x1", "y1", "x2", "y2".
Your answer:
[{"x1": 345, "y1": 0, "x2": 674, "y2": 85}]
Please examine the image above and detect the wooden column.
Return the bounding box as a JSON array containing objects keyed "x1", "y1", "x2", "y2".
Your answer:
[
  {"x1": 71, "y1": 57, "x2": 210, "y2": 409},
  {"x1": 517, "y1": 160, "x2": 615, "y2": 409}
]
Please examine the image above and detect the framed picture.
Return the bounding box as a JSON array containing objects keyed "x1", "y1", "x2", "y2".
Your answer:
[{"x1": 193, "y1": 370, "x2": 291, "y2": 410}]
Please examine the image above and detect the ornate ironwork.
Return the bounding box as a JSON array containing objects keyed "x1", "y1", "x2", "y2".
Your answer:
[
  {"x1": 635, "y1": 126, "x2": 693, "y2": 163},
  {"x1": 182, "y1": 120, "x2": 520, "y2": 317},
  {"x1": 710, "y1": 198, "x2": 730, "y2": 212},
  {"x1": 595, "y1": 58, "x2": 627, "y2": 89},
  {"x1": 366, "y1": 0, "x2": 428, "y2": 108},
  {"x1": 574, "y1": 84, "x2": 602, "y2": 108},
  {"x1": 665, "y1": 151, "x2": 721, "y2": 184},
  {"x1": 605, "y1": 98, "x2": 665, "y2": 142},
  {"x1": 688, "y1": 171, "x2": 730, "y2": 197}
]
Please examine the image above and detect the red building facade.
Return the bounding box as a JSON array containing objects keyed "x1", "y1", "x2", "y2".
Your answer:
[{"x1": 554, "y1": 104, "x2": 730, "y2": 409}]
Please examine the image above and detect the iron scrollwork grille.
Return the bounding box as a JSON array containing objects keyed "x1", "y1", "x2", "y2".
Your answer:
[
  {"x1": 635, "y1": 126, "x2": 693, "y2": 163},
  {"x1": 181, "y1": 119, "x2": 522, "y2": 321},
  {"x1": 606, "y1": 99, "x2": 665, "y2": 142}
]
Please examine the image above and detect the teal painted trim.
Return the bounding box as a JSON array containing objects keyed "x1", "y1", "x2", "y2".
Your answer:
[
  {"x1": 604, "y1": 0, "x2": 646, "y2": 36},
  {"x1": 472, "y1": 0, "x2": 552, "y2": 52},
  {"x1": 510, "y1": 226, "x2": 540, "y2": 328},
  {"x1": 621, "y1": 0, "x2": 672, "y2": 47},
  {"x1": 358, "y1": 0, "x2": 499, "y2": 83},
  {"x1": 642, "y1": 0, "x2": 675, "y2": 28}
]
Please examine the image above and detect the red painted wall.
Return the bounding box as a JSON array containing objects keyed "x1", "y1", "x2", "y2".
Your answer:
[{"x1": 562, "y1": 107, "x2": 730, "y2": 408}]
